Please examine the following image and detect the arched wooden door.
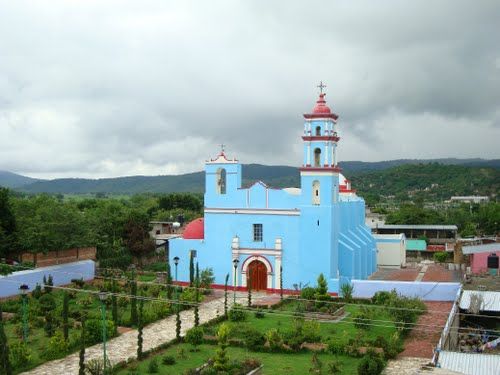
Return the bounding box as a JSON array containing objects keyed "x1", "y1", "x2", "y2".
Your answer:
[{"x1": 247, "y1": 260, "x2": 267, "y2": 291}]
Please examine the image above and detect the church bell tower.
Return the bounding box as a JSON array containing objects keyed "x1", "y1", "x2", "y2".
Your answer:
[{"x1": 299, "y1": 82, "x2": 340, "y2": 288}]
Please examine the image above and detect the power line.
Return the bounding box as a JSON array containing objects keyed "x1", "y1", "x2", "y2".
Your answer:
[
  {"x1": 2, "y1": 262, "x2": 498, "y2": 320},
  {"x1": 1, "y1": 277, "x2": 498, "y2": 336}
]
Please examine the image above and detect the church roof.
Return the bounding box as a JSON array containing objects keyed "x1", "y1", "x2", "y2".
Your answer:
[
  {"x1": 182, "y1": 218, "x2": 204, "y2": 239},
  {"x1": 304, "y1": 93, "x2": 339, "y2": 120}
]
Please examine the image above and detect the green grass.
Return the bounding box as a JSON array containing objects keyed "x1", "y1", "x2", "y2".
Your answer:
[
  {"x1": 212, "y1": 302, "x2": 397, "y2": 345},
  {"x1": 117, "y1": 343, "x2": 362, "y2": 375}
]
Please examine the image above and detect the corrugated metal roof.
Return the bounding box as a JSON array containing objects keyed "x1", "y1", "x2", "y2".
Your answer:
[
  {"x1": 377, "y1": 224, "x2": 458, "y2": 230},
  {"x1": 373, "y1": 234, "x2": 405, "y2": 240},
  {"x1": 459, "y1": 290, "x2": 500, "y2": 312},
  {"x1": 438, "y1": 351, "x2": 500, "y2": 375},
  {"x1": 462, "y1": 243, "x2": 500, "y2": 255}
]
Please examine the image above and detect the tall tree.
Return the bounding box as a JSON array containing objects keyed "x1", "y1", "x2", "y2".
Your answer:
[
  {"x1": 224, "y1": 273, "x2": 229, "y2": 317},
  {"x1": 137, "y1": 299, "x2": 144, "y2": 360},
  {"x1": 0, "y1": 188, "x2": 18, "y2": 260},
  {"x1": 111, "y1": 280, "x2": 118, "y2": 334},
  {"x1": 123, "y1": 210, "x2": 155, "y2": 266},
  {"x1": 78, "y1": 317, "x2": 86, "y2": 375}
]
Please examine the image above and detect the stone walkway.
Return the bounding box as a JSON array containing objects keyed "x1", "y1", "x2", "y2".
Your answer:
[
  {"x1": 22, "y1": 292, "x2": 256, "y2": 375},
  {"x1": 383, "y1": 357, "x2": 462, "y2": 374}
]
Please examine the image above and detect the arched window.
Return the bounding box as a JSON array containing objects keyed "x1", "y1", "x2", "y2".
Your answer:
[
  {"x1": 314, "y1": 148, "x2": 321, "y2": 167},
  {"x1": 315, "y1": 126, "x2": 321, "y2": 136},
  {"x1": 216, "y1": 168, "x2": 226, "y2": 194},
  {"x1": 312, "y1": 180, "x2": 320, "y2": 205}
]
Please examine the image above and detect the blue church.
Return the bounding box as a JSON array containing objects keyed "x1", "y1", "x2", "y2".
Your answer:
[{"x1": 169, "y1": 90, "x2": 377, "y2": 294}]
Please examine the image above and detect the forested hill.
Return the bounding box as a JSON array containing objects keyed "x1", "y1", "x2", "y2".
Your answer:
[
  {"x1": 350, "y1": 164, "x2": 499, "y2": 201},
  {"x1": 1, "y1": 158, "x2": 499, "y2": 195}
]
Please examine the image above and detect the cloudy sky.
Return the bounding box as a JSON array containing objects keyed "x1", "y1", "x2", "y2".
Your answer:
[{"x1": 0, "y1": 1, "x2": 499, "y2": 179}]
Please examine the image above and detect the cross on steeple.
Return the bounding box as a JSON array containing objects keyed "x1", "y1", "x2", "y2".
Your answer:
[
  {"x1": 219, "y1": 144, "x2": 226, "y2": 154},
  {"x1": 317, "y1": 81, "x2": 327, "y2": 94}
]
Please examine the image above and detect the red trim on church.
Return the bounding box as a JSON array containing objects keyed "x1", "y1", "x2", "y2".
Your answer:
[
  {"x1": 299, "y1": 166, "x2": 342, "y2": 172},
  {"x1": 172, "y1": 281, "x2": 338, "y2": 296},
  {"x1": 302, "y1": 136, "x2": 340, "y2": 142},
  {"x1": 303, "y1": 113, "x2": 339, "y2": 120}
]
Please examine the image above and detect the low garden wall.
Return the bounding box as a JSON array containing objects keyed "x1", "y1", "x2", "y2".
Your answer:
[
  {"x1": 0, "y1": 259, "x2": 95, "y2": 298},
  {"x1": 351, "y1": 280, "x2": 461, "y2": 301}
]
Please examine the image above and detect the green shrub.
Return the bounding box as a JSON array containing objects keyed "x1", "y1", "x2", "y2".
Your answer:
[
  {"x1": 162, "y1": 355, "x2": 176, "y2": 365},
  {"x1": 200, "y1": 268, "x2": 215, "y2": 290},
  {"x1": 243, "y1": 328, "x2": 265, "y2": 351},
  {"x1": 228, "y1": 305, "x2": 246, "y2": 322},
  {"x1": 371, "y1": 291, "x2": 396, "y2": 306},
  {"x1": 85, "y1": 358, "x2": 112, "y2": 375},
  {"x1": 302, "y1": 320, "x2": 321, "y2": 342},
  {"x1": 327, "y1": 340, "x2": 345, "y2": 355},
  {"x1": 433, "y1": 251, "x2": 448, "y2": 263},
  {"x1": 180, "y1": 288, "x2": 203, "y2": 303},
  {"x1": 32, "y1": 284, "x2": 43, "y2": 299},
  {"x1": 43, "y1": 331, "x2": 69, "y2": 360},
  {"x1": 300, "y1": 287, "x2": 316, "y2": 300},
  {"x1": 85, "y1": 319, "x2": 115, "y2": 345},
  {"x1": 327, "y1": 359, "x2": 343, "y2": 374},
  {"x1": 340, "y1": 283, "x2": 354, "y2": 302},
  {"x1": 265, "y1": 328, "x2": 283, "y2": 352},
  {"x1": 357, "y1": 352, "x2": 385, "y2": 375},
  {"x1": 147, "y1": 357, "x2": 159, "y2": 373},
  {"x1": 9, "y1": 342, "x2": 32, "y2": 369},
  {"x1": 185, "y1": 326, "x2": 204, "y2": 350},
  {"x1": 254, "y1": 309, "x2": 265, "y2": 319}
]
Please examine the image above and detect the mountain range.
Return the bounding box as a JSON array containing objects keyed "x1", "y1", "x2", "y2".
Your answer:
[{"x1": 1, "y1": 158, "x2": 499, "y2": 195}]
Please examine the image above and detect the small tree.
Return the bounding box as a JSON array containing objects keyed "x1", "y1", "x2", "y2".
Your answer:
[
  {"x1": 166, "y1": 262, "x2": 173, "y2": 300},
  {"x1": 247, "y1": 274, "x2": 252, "y2": 307},
  {"x1": 0, "y1": 304, "x2": 13, "y2": 375},
  {"x1": 280, "y1": 265, "x2": 283, "y2": 301},
  {"x1": 175, "y1": 288, "x2": 181, "y2": 340},
  {"x1": 340, "y1": 283, "x2": 354, "y2": 303},
  {"x1": 137, "y1": 299, "x2": 144, "y2": 360},
  {"x1": 78, "y1": 317, "x2": 86, "y2": 375},
  {"x1": 224, "y1": 273, "x2": 229, "y2": 317},
  {"x1": 111, "y1": 280, "x2": 118, "y2": 333},
  {"x1": 309, "y1": 352, "x2": 323, "y2": 374},
  {"x1": 213, "y1": 323, "x2": 231, "y2": 372},
  {"x1": 185, "y1": 327, "x2": 203, "y2": 352},
  {"x1": 39, "y1": 293, "x2": 56, "y2": 337},
  {"x1": 189, "y1": 252, "x2": 195, "y2": 287},
  {"x1": 130, "y1": 278, "x2": 138, "y2": 326},
  {"x1": 194, "y1": 263, "x2": 200, "y2": 327},
  {"x1": 62, "y1": 292, "x2": 69, "y2": 341}
]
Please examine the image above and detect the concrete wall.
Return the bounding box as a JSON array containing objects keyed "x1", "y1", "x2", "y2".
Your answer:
[
  {"x1": 0, "y1": 260, "x2": 95, "y2": 298},
  {"x1": 352, "y1": 279, "x2": 461, "y2": 301}
]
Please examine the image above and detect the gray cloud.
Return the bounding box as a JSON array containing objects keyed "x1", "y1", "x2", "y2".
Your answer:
[{"x1": 0, "y1": 0, "x2": 499, "y2": 179}]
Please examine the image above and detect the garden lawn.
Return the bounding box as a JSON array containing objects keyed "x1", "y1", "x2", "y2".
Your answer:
[
  {"x1": 208, "y1": 301, "x2": 399, "y2": 346},
  {"x1": 117, "y1": 343, "x2": 362, "y2": 375}
]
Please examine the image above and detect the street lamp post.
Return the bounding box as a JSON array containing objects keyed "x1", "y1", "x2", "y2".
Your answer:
[
  {"x1": 98, "y1": 291, "x2": 108, "y2": 374},
  {"x1": 19, "y1": 284, "x2": 29, "y2": 342},
  {"x1": 232, "y1": 259, "x2": 239, "y2": 305}
]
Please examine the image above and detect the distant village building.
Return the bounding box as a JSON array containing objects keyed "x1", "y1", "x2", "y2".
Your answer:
[
  {"x1": 169, "y1": 91, "x2": 377, "y2": 293},
  {"x1": 449, "y1": 196, "x2": 490, "y2": 204},
  {"x1": 462, "y1": 243, "x2": 499, "y2": 275},
  {"x1": 365, "y1": 207, "x2": 386, "y2": 229}
]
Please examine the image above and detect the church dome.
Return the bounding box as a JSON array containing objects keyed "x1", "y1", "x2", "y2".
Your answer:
[
  {"x1": 183, "y1": 218, "x2": 204, "y2": 239},
  {"x1": 312, "y1": 93, "x2": 331, "y2": 114}
]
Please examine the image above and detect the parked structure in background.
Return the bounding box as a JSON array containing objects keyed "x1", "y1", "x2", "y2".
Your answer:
[
  {"x1": 449, "y1": 196, "x2": 490, "y2": 204},
  {"x1": 373, "y1": 233, "x2": 406, "y2": 268},
  {"x1": 149, "y1": 221, "x2": 181, "y2": 246},
  {"x1": 461, "y1": 243, "x2": 500, "y2": 275},
  {"x1": 375, "y1": 224, "x2": 458, "y2": 259},
  {"x1": 169, "y1": 90, "x2": 377, "y2": 294}
]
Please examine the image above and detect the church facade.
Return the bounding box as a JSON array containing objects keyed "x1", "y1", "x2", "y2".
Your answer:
[{"x1": 169, "y1": 91, "x2": 377, "y2": 293}]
